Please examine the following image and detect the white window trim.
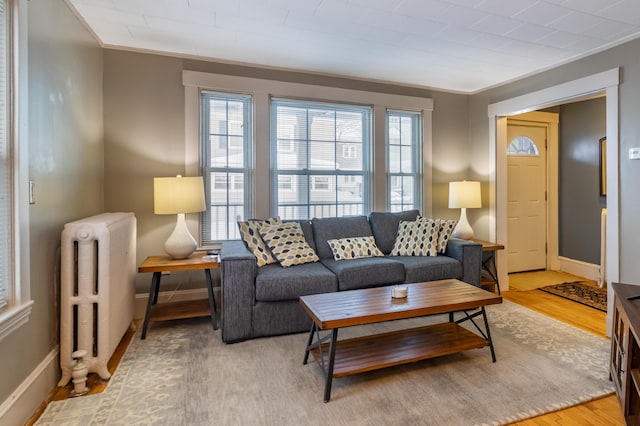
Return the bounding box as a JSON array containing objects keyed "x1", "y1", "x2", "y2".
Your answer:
[
  {"x1": 0, "y1": 0, "x2": 33, "y2": 342},
  {"x1": 183, "y1": 70, "x2": 433, "y2": 221}
]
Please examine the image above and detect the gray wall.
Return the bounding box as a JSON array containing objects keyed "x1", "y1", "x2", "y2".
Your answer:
[
  {"x1": 470, "y1": 37, "x2": 640, "y2": 284},
  {"x1": 558, "y1": 98, "x2": 607, "y2": 264},
  {"x1": 0, "y1": 0, "x2": 103, "y2": 409}
]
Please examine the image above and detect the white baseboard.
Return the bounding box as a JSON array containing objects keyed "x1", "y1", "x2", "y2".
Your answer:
[
  {"x1": 134, "y1": 288, "x2": 213, "y2": 319},
  {"x1": 0, "y1": 347, "x2": 59, "y2": 426},
  {"x1": 557, "y1": 256, "x2": 600, "y2": 281}
]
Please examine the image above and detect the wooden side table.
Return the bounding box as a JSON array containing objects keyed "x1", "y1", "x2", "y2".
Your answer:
[
  {"x1": 470, "y1": 239, "x2": 505, "y2": 295},
  {"x1": 138, "y1": 252, "x2": 219, "y2": 339}
]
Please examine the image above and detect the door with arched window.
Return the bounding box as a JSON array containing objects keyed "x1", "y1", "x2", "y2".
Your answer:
[{"x1": 507, "y1": 124, "x2": 547, "y2": 272}]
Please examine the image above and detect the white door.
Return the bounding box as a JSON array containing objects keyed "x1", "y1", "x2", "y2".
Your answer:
[{"x1": 507, "y1": 124, "x2": 547, "y2": 273}]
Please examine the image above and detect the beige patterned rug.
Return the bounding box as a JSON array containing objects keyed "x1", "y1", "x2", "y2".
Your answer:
[{"x1": 36, "y1": 300, "x2": 614, "y2": 426}]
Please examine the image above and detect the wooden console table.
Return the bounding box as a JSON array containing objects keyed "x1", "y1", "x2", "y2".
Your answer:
[
  {"x1": 138, "y1": 252, "x2": 219, "y2": 340},
  {"x1": 611, "y1": 282, "x2": 640, "y2": 424}
]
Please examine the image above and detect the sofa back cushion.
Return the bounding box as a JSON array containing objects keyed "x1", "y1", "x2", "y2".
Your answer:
[
  {"x1": 312, "y1": 216, "x2": 373, "y2": 259},
  {"x1": 369, "y1": 210, "x2": 420, "y2": 254}
]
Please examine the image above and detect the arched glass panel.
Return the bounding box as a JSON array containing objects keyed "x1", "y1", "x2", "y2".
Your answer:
[{"x1": 507, "y1": 136, "x2": 539, "y2": 155}]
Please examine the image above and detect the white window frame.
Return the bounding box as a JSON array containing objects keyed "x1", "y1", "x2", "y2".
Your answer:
[
  {"x1": 0, "y1": 0, "x2": 33, "y2": 342},
  {"x1": 183, "y1": 70, "x2": 433, "y2": 224},
  {"x1": 270, "y1": 98, "x2": 372, "y2": 220},
  {"x1": 386, "y1": 109, "x2": 423, "y2": 212},
  {"x1": 200, "y1": 91, "x2": 252, "y2": 243}
]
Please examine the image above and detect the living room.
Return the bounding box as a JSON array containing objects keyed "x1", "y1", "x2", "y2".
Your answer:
[{"x1": 2, "y1": 0, "x2": 640, "y2": 424}]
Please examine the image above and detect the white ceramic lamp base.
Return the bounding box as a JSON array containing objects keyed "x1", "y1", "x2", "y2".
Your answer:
[
  {"x1": 164, "y1": 213, "x2": 198, "y2": 259},
  {"x1": 452, "y1": 207, "x2": 474, "y2": 240}
]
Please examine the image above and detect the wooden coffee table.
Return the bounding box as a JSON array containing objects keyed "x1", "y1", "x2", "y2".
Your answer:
[{"x1": 300, "y1": 279, "x2": 503, "y2": 402}]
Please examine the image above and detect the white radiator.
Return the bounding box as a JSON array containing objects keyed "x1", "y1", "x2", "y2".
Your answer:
[
  {"x1": 599, "y1": 208, "x2": 607, "y2": 289},
  {"x1": 58, "y1": 212, "x2": 136, "y2": 387}
]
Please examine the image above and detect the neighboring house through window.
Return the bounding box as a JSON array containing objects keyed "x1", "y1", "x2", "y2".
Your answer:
[{"x1": 387, "y1": 110, "x2": 423, "y2": 212}]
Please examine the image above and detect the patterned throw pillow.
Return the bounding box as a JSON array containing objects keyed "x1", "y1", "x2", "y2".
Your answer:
[
  {"x1": 327, "y1": 236, "x2": 384, "y2": 261},
  {"x1": 435, "y1": 219, "x2": 457, "y2": 253},
  {"x1": 237, "y1": 217, "x2": 282, "y2": 267},
  {"x1": 390, "y1": 218, "x2": 439, "y2": 256},
  {"x1": 259, "y1": 222, "x2": 319, "y2": 268}
]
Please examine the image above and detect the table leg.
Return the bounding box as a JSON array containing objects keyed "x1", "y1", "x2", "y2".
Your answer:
[
  {"x1": 303, "y1": 322, "x2": 316, "y2": 365},
  {"x1": 204, "y1": 269, "x2": 218, "y2": 330},
  {"x1": 481, "y1": 307, "x2": 497, "y2": 362},
  {"x1": 324, "y1": 328, "x2": 339, "y2": 403},
  {"x1": 482, "y1": 251, "x2": 501, "y2": 295},
  {"x1": 142, "y1": 272, "x2": 161, "y2": 340}
]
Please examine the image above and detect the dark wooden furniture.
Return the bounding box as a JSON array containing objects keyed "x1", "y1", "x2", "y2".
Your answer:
[
  {"x1": 300, "y1": 279, "x2": 503, "y2": 402},
  {"x1": 611, "y1": 282, "x2": 640, "y2": 425},
  {"x1": 138, "y1": 252, "x2": 219, "y2": 339},
  {"x1": 471, "y1": 239, "x2": 505, "y2": 294}
]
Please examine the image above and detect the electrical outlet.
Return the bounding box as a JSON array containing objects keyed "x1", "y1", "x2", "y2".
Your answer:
[{"x1": 630, "y1": 147, "x2": 640, "y2": 160}]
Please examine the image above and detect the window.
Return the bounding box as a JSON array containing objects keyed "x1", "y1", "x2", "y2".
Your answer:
[
  {"x1": 200, "y1": 91, "x2": 252, "y2": 243},
  {"x1": 0, "y1": 0, "x2": 8, "y2": 315},
  {"x1": 507, "y1": 136, "x2": 539, "y2": 155},
  {"x1": 0, "y1": 0, "x2": 32, "y2": 341},
  {"x1": 387, "y1": 110, "x2": 422, "y2": 212},
  {"x1": 271, "y1": 98, "x2": 371, "y2": 220}
]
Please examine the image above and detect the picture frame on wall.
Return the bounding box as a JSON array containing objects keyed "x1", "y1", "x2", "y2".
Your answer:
[{"x1": 599, "y1": 136, "x2": 606, "y2": 196}]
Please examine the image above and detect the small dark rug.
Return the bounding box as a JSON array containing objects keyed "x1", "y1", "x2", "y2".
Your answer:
[{"x1": 540, "y1": 281, "x2": 607, "y2": 312}]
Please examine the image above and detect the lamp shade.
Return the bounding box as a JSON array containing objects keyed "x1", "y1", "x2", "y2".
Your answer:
[
  {"x1": 448, "y1": 181, "x2": 481, "y2": 209},
  {"x1": 154, "y1": 175, "x2": 206, "y2": 215}
]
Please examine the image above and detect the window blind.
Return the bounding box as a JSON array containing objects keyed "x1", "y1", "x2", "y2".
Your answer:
[{"x1": 271, "y1": 98, "x2": 371, "y2": 220}]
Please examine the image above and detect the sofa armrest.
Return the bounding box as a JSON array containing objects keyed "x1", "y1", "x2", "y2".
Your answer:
[
  {"x1": 220, "y1": 240, "x2": 258, "y2": 343},
  {"x1": 444, "y1": 238, "x2": 482, "y2": 287}
]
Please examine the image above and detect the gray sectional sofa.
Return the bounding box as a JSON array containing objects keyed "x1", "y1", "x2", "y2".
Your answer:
[{"x1": 220, "y1": 210, "x2": 482, "y2": 343}]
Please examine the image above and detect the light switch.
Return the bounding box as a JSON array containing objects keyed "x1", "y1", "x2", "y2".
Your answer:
[
  {"x1": 630, "y1": 147, "x2": 640, "y2": 160},
  {"x1": 29, "y1": 180, "x2": 35, "y2": 204}
]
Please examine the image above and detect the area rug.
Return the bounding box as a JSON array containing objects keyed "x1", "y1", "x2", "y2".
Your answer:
[
  {"x1": 539, "y1": 281, "x2": 607, "y2": 312},
  {"x1": 36, "y1": 300, "x2": 614, "y2": 426}
]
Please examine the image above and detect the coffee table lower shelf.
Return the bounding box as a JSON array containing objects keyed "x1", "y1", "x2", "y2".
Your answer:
[{"x1": 310, "y1": 322, "x2": 488, "y2": 378}]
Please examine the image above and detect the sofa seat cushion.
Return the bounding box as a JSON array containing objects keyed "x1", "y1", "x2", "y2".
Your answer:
[
  {"x1": 390, "y1": 255, "x2": 462, "y2": 283},
  {"x1": 255, "y1": 262, "x2": 337, "y2": 302},
  {"x1": 320, "y1": 257, "x2": 405, "y2": 291}
]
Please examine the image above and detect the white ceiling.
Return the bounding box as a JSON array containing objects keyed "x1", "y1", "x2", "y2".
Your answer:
[{"x1": 67, "y1": 0, "x2": 640, "y2": 93}]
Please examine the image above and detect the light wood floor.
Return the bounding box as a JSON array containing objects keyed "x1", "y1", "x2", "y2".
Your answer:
[{"x1": 27, "y1": 289, "x2": 623, "y2": 425}]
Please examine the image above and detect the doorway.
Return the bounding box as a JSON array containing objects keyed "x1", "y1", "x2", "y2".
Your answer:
[{"x1": 487, "y1": 68, "x2": 619, "y2": 336}]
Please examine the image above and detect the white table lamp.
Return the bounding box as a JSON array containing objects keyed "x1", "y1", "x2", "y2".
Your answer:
[
  {"x1": 448, "y1": 181, "x2": 481, "y2": 240},
  {"x1": 154, "y1": 175, "x2": 206, "y2": 259}
]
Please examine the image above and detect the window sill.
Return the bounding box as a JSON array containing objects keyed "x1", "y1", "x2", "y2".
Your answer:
[{"x1": 0, "y1": 300, "x2": 34, "y2": 341}]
